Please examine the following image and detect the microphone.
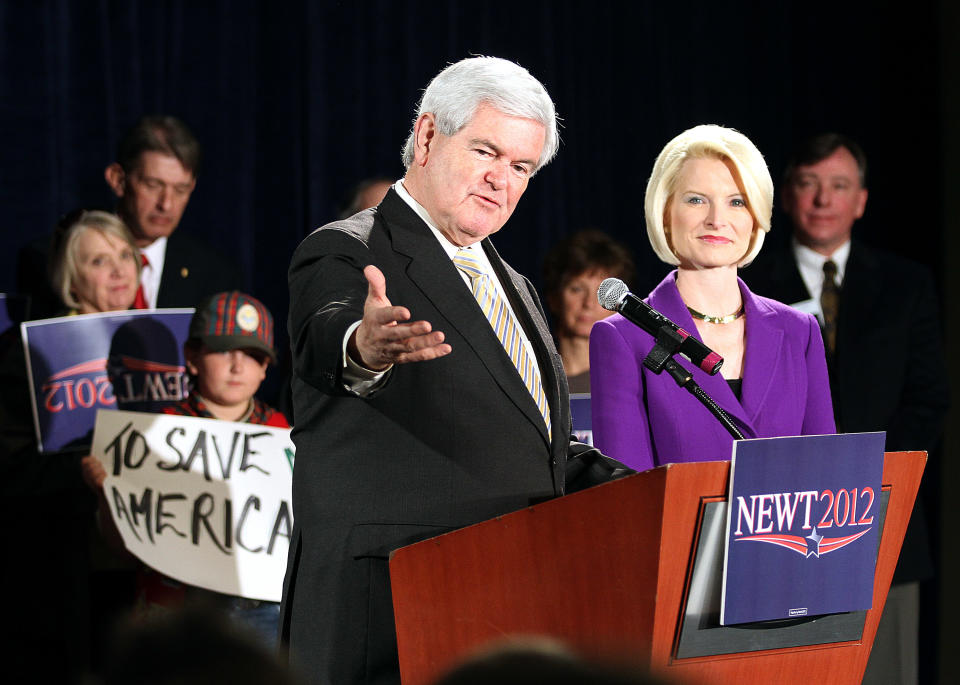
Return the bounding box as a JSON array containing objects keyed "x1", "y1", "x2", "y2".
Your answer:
[{"x1": 597, "y1": 278, "x2": 723, "y2": 376}]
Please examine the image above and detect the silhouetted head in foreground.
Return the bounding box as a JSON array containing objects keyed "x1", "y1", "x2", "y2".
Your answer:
[{"x1": 100, "y1": 607, "x2": 298, "y2": 685}]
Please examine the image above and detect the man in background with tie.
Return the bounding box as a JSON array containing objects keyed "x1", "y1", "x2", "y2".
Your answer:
[
  {"x1": 282, "y1": 56, "x2": 624, "y2": 685},
  {"x1": 16, "y1": 115, "x2": 239, "y2": 316},
  {"x1": 103, "y1": 115, "x2": 240, "y2": 308},
  {"x1": 742, "y1": 133, "x2": 949, "y2": 685}
]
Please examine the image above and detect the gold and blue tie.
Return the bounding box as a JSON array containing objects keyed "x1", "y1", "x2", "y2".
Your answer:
[{"x1": 453, "y1": 248, "x2": 551, "y2": 438}]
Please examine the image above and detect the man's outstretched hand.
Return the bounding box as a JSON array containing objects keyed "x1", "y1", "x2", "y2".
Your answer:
[{"x1": 348, "y1": 265, "x2": 452, "y2": 371}]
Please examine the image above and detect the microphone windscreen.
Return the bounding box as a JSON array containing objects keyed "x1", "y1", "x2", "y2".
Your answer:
[{"x1": 597, "y1": 278, "x2": 628, "y2": 311}]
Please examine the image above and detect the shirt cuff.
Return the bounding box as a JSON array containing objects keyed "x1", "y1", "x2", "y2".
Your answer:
[{"x1": 341, "y1": 320, "x2": 391, "y2": 395}]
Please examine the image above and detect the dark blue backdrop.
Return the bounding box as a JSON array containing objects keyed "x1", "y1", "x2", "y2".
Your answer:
[
  {"x1": 0, "y1": 0, "x2": 942, "y2": 336},
  {"x1": 0, "y1": 1, "x2": 949, "y2": 680}
]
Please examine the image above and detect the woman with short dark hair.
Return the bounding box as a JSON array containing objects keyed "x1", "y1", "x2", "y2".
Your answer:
[{"x1": 542, "y1": 230, "x2": 635, "y2": 393}]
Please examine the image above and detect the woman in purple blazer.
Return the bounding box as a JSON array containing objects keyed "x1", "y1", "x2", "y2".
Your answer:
[{"x1": 590, "y1": 125, "x2": 835, "y2": 472}]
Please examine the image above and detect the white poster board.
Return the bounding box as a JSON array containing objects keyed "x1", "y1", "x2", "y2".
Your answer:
[{"x1": 90, "y1": 409, "x2": 294, "y2": 601}]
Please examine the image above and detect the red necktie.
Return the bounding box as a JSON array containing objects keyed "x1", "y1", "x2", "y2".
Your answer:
[{"x1": 133, "y1": 253, "x2": 149, "y2": 309}]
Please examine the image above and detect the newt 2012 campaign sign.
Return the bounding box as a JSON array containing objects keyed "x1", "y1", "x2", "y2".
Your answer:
[
  {"x1": 90, "y1": 410, "x2": 294, "y2": 602},
  {"x1": 721, "y1": 432, "x2": 885, "y2": 625},
  {"x1": 21, "y1": 309, "x2": 193, "y2": 452}
]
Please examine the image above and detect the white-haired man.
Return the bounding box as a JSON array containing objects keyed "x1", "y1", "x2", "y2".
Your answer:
[{"x1": 281, "y1": 56, "x2": 625, "y2": 684}]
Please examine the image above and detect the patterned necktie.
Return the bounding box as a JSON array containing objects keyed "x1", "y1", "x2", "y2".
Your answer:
[
  {"x1": 133, "y1": 253, "x2": 149, "y2": 309},
  {"x1": 453, "y1": 248, "x2": 551, "y2": 438},
  {"x1": 820, "y1": 260, "x2": 839, "y2": 355}
]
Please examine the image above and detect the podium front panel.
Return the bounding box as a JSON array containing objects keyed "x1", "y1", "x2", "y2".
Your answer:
[{"x1": 673, "y1": 496, "x2": 890, "y2": 658}]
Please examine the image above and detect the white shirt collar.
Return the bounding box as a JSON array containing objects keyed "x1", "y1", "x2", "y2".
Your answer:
[
  {"x1": 392, "y1": 180, "x2": 492, "y2": 267},
  {"x1": 389, "y1": 180, "x2": 538, "y2": 363},
  {"x1": 792, "y1": 237, "x2": 850, "y2": 280},
  {"x1": 791, "y1": 237, "x2": 850, "y2": 305}
]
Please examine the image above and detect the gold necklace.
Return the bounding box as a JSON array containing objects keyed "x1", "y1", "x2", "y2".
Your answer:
[{"x1": 686, "y1": 303, "x2": 744, "y2": 324}]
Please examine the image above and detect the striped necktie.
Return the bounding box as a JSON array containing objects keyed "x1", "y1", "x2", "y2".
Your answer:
[{"x1": 453, "y1": 248, "x2": 551, "y2": 438}]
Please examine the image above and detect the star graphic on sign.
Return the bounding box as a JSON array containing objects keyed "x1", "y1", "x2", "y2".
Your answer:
[
  {"x1": 805, "y1": 527, "x2": 824, "y2": 558},
  {"x1": 737, "y1": 526, "x2": 871, "y2": 557}
]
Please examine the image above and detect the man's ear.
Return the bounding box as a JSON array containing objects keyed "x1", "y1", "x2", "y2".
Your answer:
[
  {"x1": 854, "y1": 187, "x2": 868, "y2": 220},
  {"x1": 104, "y1": 163, "x2": 126, "y2": 198},
  {"x1": 183, "y1": 344, "x2": 200, "y2": 377},
  {"x1": 412, "y1": 113, "x2": 438, "y2": 167}
]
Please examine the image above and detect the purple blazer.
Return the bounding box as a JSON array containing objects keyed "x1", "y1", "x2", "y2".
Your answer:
[{"x1": 590, "y1": 271, "x2": 836, "y2": 472}]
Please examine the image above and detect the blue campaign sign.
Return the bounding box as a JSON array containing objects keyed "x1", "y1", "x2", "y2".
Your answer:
[
  {"x1": 570, "y1": 393, "x2": 593, "y2": 446},
  {"x1": 21, "y1": 309, "x2": 194, "y2": 452},
  {"x1": 721, "y1": 432, "x2": 885, "y2": 625}
]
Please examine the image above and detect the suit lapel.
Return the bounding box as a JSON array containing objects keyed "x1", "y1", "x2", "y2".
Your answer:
[
  {"x1": 156, "y1": 234, "x2": 179, "y2": 307},
  {"x1": 380, "y1": 194, "x2": 551, "y2": 446},
  {"x1": 747, "y1": 241, "x2": 812, "y2": 306},
  {"x1": 738, "y1": 279, "x2": 784, "y2": 429},
  {"x1": 778, "y1": 244, "x2": 814, "y2": 305},
  {"x1": 836, "y1": 241, "x2": 879, "y2": 354}
]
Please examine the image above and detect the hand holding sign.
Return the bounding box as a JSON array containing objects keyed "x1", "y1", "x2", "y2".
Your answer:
[
  {"x1": 81, "y1": 455, "x2": 107, "y2": 491},
  {"x1": 90, "y1": 409, "x2": 295, "y2": 602}
]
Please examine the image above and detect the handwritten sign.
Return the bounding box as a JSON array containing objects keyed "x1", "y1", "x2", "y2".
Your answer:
[
  {"x1": 21, "y1": 309, "x2": 193, "y2": 452},
  {"x1": 90, "y1": 409, "x2": 295, "y2": 602}
]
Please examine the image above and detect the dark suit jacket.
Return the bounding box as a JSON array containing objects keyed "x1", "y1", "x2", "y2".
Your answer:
[
  {"x1": 154, "y1": 231, "x2": 241, "y2": 308},
  {"x1": 15, "y1": 228, "x2": 241, "y2": 317},
  {"x1": 281, "y1": 190, "x2": 621, "y2": 684},
  {"x1": 741, "y1": 239, "x2": 949, "y2": 582}
]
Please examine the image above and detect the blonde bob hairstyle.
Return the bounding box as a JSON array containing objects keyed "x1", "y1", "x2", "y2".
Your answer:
[
  {"x1": 644, "y1": 124, "x2": 773, "y2": 268},
  {"x1": 51, "y1": 210, "x2": 141, "y2": 311}
]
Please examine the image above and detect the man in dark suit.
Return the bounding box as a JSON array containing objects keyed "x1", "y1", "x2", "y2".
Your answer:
[
  {"x1": 282, "y1": 57, "x2": 624, "y2": 685},
  {"x1": 102, "y1": 115, "x2": 239, "y2": 308},
  {"x1": 742, "y1": 133, "x2": 948, "y2": 685},
  {"x1": 17, "y1": 115, "x2": 239, "y2": 317}
]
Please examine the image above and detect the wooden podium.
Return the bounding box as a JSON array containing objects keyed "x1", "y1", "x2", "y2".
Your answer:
[{"x1": 389, "y1": 451, "x2": 925, "y2": 685}]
